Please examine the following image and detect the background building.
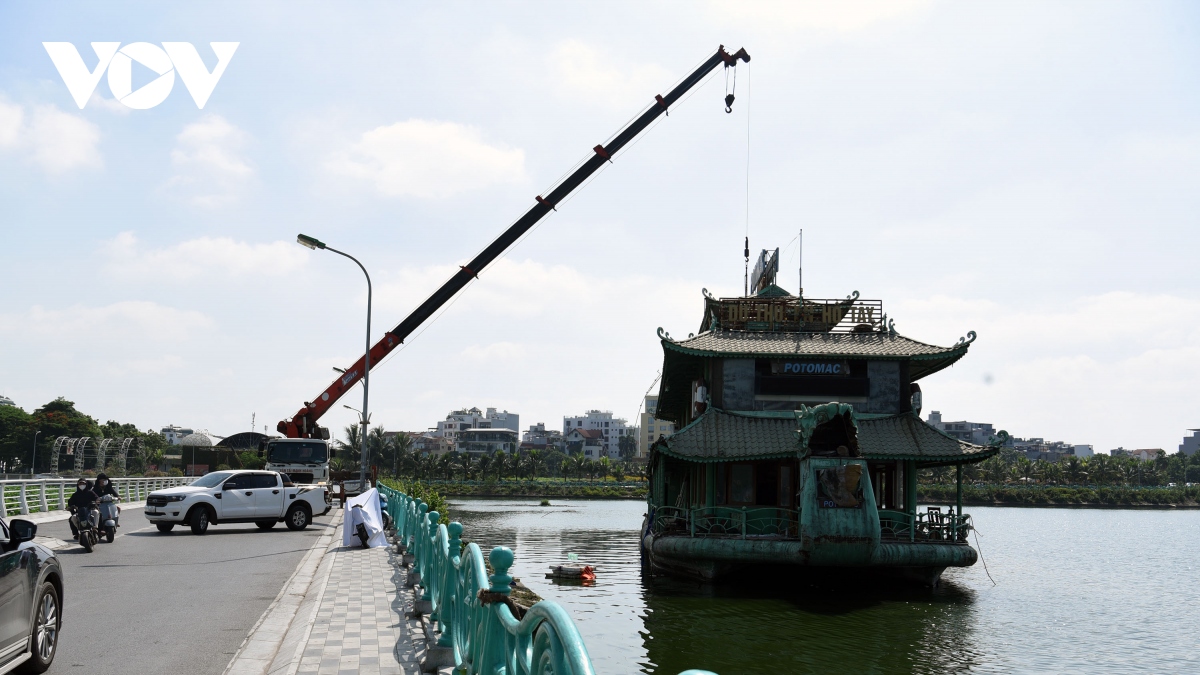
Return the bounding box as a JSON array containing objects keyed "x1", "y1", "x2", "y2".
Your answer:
[
  {"x1": 0, "y1": 395, "x2": 14, "y2": 408},
  {"x1": 563, "y1": 410, "x2": 632, "y2": 459},
  {"x1": 521, "y1": 423, "x2": 563, "y2": 451},
  {"x1": 926, "y1": 411, "x2": 996, "y2": 444},
  {"x1": 1180, "y1": 430, "x2": 1200, "y2": 457},
  {"x1": 161, "y1": 425, "x2": 195, "y2": 446},
  {"x1": 565, "y1": 428, "x2": 605, "y2": 458},
  {"x1": 640, "y1": 396, "x2": 674, "y2": 459},
  {"x1": 457, "y1": 428, "x2": 518, "y2": 455},
  {"x1": 433, "y1": 407, "x2": 520, "y2": 452}
]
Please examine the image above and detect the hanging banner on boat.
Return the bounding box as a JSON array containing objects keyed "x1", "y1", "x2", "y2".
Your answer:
[{"x1": 770, "y1": 360, "x2": 850, "y2": 377}]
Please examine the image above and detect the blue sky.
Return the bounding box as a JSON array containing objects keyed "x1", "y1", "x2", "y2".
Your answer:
[{"x1": 2, "y1": 1, "x2": 1198, "y2": 452}]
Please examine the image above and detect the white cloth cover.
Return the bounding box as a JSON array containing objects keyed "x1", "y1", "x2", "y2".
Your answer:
[{"x1": 342, "y1": 487, "x2": 389, "y2": 548}]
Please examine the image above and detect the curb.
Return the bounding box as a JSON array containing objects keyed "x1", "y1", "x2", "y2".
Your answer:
[{"x1": 223, "y1": 508, "x2": 342, "y2": 675}]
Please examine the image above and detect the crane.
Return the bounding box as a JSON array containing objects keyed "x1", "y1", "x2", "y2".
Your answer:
[{"x1": 279, "y1": 44, "x2": 751, "y2": 439}]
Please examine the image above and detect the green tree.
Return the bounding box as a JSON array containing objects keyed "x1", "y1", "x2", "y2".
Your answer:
[{"x1": 618, "y1": 435, "x2": 637, "y2": 461}]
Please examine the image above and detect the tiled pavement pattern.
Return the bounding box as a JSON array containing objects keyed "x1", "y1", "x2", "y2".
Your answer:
[{"x1": 297, "y1": 544, "x2": 427, "y2": 675}]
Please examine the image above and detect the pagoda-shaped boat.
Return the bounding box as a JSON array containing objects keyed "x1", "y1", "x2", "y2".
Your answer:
[{"x1": 642, "y1": 250, "x2": 1005, "y2": 586}]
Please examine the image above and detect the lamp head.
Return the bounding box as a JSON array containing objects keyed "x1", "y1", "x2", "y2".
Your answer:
[{"x1": 296, "y1": 234, "x2": 326, "y2": 250}]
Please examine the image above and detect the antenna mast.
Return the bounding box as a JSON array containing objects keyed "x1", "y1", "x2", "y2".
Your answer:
[
  {"x1": 797, "y1": 229, "x2": 803, "y2": 297},
  {"x1": 743, "y1": 236, "x2": 749, "y2": 296}
]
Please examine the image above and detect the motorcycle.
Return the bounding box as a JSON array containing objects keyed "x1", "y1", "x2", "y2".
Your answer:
[
  {"x1": 71, "y1": 504, "x2": 100, "y2": 552},
  {"x1": 98, "y1": 494, "x2": 119, "y2": 543},
  {"x1": 378, "y1": 492, "x2": 392, "y2": 531}
]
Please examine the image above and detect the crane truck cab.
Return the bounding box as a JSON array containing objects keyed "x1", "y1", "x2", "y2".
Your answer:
[{"x1": 259, "y1": 437, "x2": 334, "y2": 486}]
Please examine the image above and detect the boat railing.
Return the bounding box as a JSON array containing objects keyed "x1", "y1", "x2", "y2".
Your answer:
[
  {"x1": 880, "y1": 508, "x2": 972, "y2": 543},
  {"x1": 651, "y1": 505, "x2": 801, "y2": 539}
]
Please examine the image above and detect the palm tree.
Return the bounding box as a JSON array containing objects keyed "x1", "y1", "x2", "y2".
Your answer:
[
  {"x1": 1016, "y1": 458, "x2": 1035, "y2": 484},
  {"x1": 569, "y1": 454, "x2": 587, "y2": 481},
  {"x1": 493, "y1": 451, "x2": 508, "y2": 481},
  {"x1": 456, "y1": 453, "x2": 476, "y2": 481},
  {"x1": 526, "y1": 450, "x2": 542, "y2": 479},
  {"x1": 477, "y1": 454, "x2": 493, "y2": 482},
  {"x1": 985, "y1": 458, "x2": 1009, "y2": 484},
  {"x1": 389, "y1": 432, "x2": 414, "y2": 478},
  {"x1": 1062, "y1": 456, "x2": 1086, "y2": 485},
  {"x1": 599, "y1": 457, "x2": 612, "y2": 482}
]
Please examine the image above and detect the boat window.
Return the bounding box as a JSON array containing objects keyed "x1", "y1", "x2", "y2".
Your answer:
[
  {"x1": 730, "y1": 464, "x2": 754, "y2": 504},
  {"x1": 715, "y1": 465, "x2": 727, "y2": 505},
  {"x1": 756, "y1": 462, "x2": 779, "y2": 506}
]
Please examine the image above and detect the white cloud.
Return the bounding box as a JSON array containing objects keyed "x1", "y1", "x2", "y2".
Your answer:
[
  {"x1": 550, "y1": 40, "x2": 673, "y2": 110},
  {"x1": 894, "y1": 292, "x2": 1200, "y2": 452},
  {"x1": 0, "y1": 101, "x2": 22, "y2": 147},
  {"x1": 0, "y1": 301, "x2": 214, "y2": 343},
  {"x1": 0, "y1": 100, "x2": 101, "y2": 172},
  {"x1": 328, "y1": 119, "x2": 526, "y2": 198},
  {"x1": 706, "y1": 0, "x2": 934, "y2": 33},
  {"x1": 461, "y1": 342, "x2": 526, "y2": 363},
  {"x1": 86, "y1": 92, "x2": 131, "y2": 115},
  {"x1": 165, "y1": 114, "x2": 254, "y2": 207},
  {"x1": 374, "y1": 257, "x2": 704, "y2": 346},
  {"x1": 102, "y1": 231, "x2": 309, "y2": 280}
]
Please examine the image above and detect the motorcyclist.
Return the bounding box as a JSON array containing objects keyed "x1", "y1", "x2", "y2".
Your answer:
[
  {"x1": 94, "y1": 473, "x2": 120, "y2": 501},
  {"x1": 67, "y1": 479, "x2": 99, "y2": 537}
]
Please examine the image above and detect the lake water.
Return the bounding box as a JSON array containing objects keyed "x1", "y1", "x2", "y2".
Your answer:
[{"x1": 448, "y1": 498, "x2": 1200, "y2": 675}]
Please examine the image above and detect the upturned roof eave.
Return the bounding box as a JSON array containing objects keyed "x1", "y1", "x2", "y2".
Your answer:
[{"x1": 660, "y1": 334, "x2": 969, "y2": 361}]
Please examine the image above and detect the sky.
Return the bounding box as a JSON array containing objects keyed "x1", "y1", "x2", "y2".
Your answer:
[{"x1": 1, "y1": 1, "x2": 1198, "y2": 452}]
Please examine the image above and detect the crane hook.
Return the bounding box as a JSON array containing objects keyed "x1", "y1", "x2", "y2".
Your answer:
[{"x1": 725, "y1": 93, "x2": 736, "y2": 113}]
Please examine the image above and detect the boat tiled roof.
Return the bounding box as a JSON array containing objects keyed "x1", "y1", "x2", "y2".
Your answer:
[
  {"x1": 665, "y1": 330, "x2": 965, "y2": 360},
  {"x1": 658, "y1": 329, "x2": 974, "y2": 391},
  {"x1": 654, "y1": 409, "x2": 800, "y2": 461},
  {"x1": 651, "y1": 408, "x2": 998, "y2": 465},
  {"x1": 857, "y1": 414, "x2": 1000, "y2": 464}
]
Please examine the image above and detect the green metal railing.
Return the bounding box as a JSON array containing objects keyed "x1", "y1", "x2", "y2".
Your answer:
[
  {"x1": 379, "y1": 484, "x2": 717, "y2": 675},
  {"x1": 879, "y1": 509, "x2": 973, "y2": 543},
  {"x1": 0, "y1": 477, "x2": 193, "y2": 517},
  {"x1": 650, "y1": 506, "x2": 801, "y2": 539}
]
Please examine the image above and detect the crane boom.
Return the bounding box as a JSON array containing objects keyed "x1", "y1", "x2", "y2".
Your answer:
[{"x1": 280, "y1": 44, "x2": 750, "y2": 439}]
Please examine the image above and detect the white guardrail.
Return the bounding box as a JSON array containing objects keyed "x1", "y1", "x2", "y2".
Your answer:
[{"x1": 0, "y1": 477, "x2": 195, "y2": 517}]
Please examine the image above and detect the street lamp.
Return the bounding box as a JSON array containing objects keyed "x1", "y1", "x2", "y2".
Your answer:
[
  {"x1": 31, "y1": 431, "x2": 41, "y2": 476},
  {"x1": 298, "y1": 233, "x2": 372, "y2": 487}
]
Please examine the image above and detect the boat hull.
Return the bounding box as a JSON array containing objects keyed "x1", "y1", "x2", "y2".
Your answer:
[{"x1": 643, "y1": 532, "x2": 977, "y2": 586}]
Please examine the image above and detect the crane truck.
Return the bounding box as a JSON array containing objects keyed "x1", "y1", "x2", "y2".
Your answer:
[{"x1": 278, "y1": 44, "x2": 751, "y2": 445}]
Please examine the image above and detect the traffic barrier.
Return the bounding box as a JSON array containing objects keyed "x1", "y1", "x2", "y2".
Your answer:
[
  {"x1": 0, "y1": 477, "x2": 194, "y2": 517},
  {"x1": 378, "y1": 483, "x2": 718, "y2": 675}
]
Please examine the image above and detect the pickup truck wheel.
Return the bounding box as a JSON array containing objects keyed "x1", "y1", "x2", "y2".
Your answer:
[
  {"x1": 19, "y1": 581, "x2": 60, "y2": 674},
  {"x1": 155, "y1": 523, "x2": 174, "y2": 533},
  {"x1": 255, "y1": 520, "x2": 276, "y2": 530},
  {"x1": 189, "y1": 506, "x2": 211, "y2": 535},
  {"x1": 285, "y1": 505, "x2": 310, "y2": 531}
]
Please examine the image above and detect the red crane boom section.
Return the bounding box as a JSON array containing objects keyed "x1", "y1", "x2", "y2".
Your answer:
[{"x1": 279, "y1": 45, "x2": 750, "y2": 438}]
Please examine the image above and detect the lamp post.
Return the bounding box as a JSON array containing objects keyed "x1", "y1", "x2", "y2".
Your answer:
[
  {"x1": 31, "y1": 431, "x2": 41, "y2": 477},
  {"x1": 297, "y1": 234, "x2": 372, "y2": 487}
]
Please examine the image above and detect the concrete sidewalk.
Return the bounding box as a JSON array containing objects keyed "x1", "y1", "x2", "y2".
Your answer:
[{"x1": 225, "y1": 509, "x2": 437, "y2": 675}]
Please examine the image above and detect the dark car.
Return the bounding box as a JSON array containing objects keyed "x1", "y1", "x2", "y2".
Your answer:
[{"x1": 0, "y1": 518, "x2": 63, "y2": 674}]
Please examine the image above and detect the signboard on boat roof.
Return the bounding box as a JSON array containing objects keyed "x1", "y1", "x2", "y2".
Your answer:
[{"x1": 770, "y1": 360, "x2": 851, "y2": 376}]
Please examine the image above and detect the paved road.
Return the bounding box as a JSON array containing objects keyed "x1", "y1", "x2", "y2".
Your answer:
[{"x1": 34, "y1": 505, "x2": 336, "y2": 675}]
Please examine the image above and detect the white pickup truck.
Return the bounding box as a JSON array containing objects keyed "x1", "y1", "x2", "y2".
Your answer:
[{"x1": 145, "y1": 470, "x2": 332, "y2": 534}]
